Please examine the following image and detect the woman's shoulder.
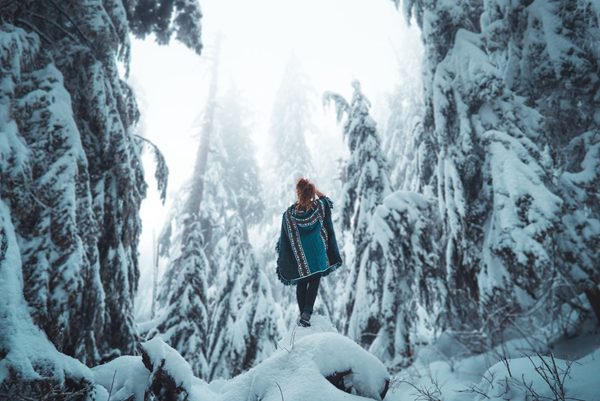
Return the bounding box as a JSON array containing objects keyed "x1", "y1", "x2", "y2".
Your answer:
[
  {"x1": 283, "y1": 203, "x2": 295, "y2": 216},
  {"x1": 318, "y1": 196, "x2": 334, "y2": 211}
]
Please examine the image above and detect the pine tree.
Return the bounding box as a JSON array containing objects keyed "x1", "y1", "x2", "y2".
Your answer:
[
  {"x1": 367, "y1": 192, "x2": 443, "y2": 367},
  {"x1": 324, "y1": 81, "x2": 392, "y2": 346},
  {"x1": 148, "y1": 215, "x2": 210, "y2": 376},
  {"x1": 0, "y1": 27, "x2": 93, "y2": 390},
  {"x1": 382, "y1": 58, "x2": 426, "y2": 191},
  {"x1": 208, "y1": 218, "x2": 281, "y2": 379},
  {"x1": 266, "y1": 57, "x2": 315, "y2": 212},
  {"x1": 154, "y1": 60, "x2": 280, "y2": 380},
  {"x1": 153, "y1": 39, "x2": 220, "y2": 378},
  {"x1": 127, "y1": 0, "x2": 203, "y2": 54},
  {"x1": 324, "y1": 81, "x2": 445, "y2": 365},
  {"x1": 396, "y1": 0, "x2": 599, "y2": 343},
  {"x1": 481, "y1": 0, "x2": 600, "y2": 323},
  {"x1": 0, "y1": 0, "x2": 203, "y2": 379},
  {"x1": 217, "y1": 83, "x2": 265, "y2": 232}
]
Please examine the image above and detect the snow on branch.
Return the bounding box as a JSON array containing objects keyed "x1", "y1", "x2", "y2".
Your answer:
[
  {"x1": 135, "y1": 135, "x2": 169, "y2": 204},
  {"x1": 322, "y1": 91, "x2": 350, "y2": 124}
]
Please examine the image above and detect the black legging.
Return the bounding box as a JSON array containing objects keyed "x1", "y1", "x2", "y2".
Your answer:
[{"x1": 296, "y1": 276, "x2": 321, "y2": 315}]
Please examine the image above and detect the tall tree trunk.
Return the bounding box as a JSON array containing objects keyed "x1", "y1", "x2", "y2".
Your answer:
[
  {"x1": 186, "y1": 36, "x2": 222, "y2": 218},
  {"x1": 585, "y1": 286, "x2": 600, "y2": 324}
]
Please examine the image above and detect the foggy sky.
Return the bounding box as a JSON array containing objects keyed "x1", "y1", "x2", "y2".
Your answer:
[{"x1": 130, "y1": 0, "x2": 423, "y2": 319}]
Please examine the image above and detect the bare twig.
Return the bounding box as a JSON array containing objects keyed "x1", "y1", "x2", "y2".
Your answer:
[
  {"x1": 107, "y1": 370, "x2": 117, "y2": 401},
  {"x1": 275, "y1": 382, "x2": 285, "y2": 401},
  {"x1": 522, "y1": 352, "x2": 585, "y2": 401},
  {"x1": 458, "y1": 383, "x2": 491, "y2": 399},
  {"x1": 289, "y1": 326, "x2": 297, "y2": 349},
  {"x1": 395, "y1": 378, "x2": 442, "y2": 401}
]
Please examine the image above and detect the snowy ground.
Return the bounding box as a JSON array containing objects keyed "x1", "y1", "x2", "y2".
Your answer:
[
  {"x1": 90, "y1": 315, "x2": 600, "y2": 401},
  {"x1": 92, "y1": 315, "x2": 390, "y2": 401},
  {"x1": 387, "y1": 333, "x2": 600, "y2": 401}
]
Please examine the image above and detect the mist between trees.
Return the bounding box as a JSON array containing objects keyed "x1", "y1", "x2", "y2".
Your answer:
[{"x1": 0, "y1": 0, "x2": 598, "y2": 400}]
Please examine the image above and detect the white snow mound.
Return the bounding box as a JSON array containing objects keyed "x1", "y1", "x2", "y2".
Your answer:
[
  {"x1": 92, "y1": 356, "x2": 150, "y2": 401},
  {"x1": 90, "y1": 318, "x2": 390, "y2": 401},
  {"x1": 195, "y1": 330, "x2": 390, "y2": 401}
]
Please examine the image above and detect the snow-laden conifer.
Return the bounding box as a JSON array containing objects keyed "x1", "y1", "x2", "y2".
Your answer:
[
  {"x1": 324, "y1": 81, "x2": 392, "y2": 344},
  {"x1": 481, "y1": 0, "x2": 600, "y2": 324},
  {"x1": 265, "y1": 57, "x2": 315, "y2": 213},
  {"x1": 398, "y1": 0, "x2": 599, "y2": 341},
  {"x1": 149, "y1": 215, "x2": 210, "y2": 377},
  {"x1": 0, "y1": 0, "x2": 203, "y2": 385},
  {"x1": 208, "y1": 218, "x2": 281, "y2": 379}
]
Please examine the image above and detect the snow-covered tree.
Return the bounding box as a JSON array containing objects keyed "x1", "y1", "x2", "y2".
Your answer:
[
  {"x1": 396, "y1": 0, "x2": 599, "y2": 342},
  {"x1": 367, "y1": 191, "x2": 444, "y2": 367},
  {"x1": 324, "y1": 81, "x2": 445, "y2": 366},
  {"x1": 481, "y1": 0, "x2": 600, "y2": 324},
  {"x1": 266, "y1": 57, "x2": 315, "y2": 212},
  {"x1": 382, "y1": 43, "x2": 426, "y2": 191},
  {"x1": 0, "y1": 0, "x2": 202, "y2": 393},
  {"x1": 217, "y1": 84, "x2": 265, "y2": 233},
  {"x1": 127, "y1": 0, "x2": 204, "y2": 54},
  {"x1": 6, "y1": 42, "x2": 107, "y2": 364},
  {"x1": 154, "y1": 69, "x2": 281, "y2": 379},
  {"x1": 148, "y1": 215, "x2": 210, "y2": 377},
  {"x1": 208, "y1": 218, "x2": 281, "y2": 380},
  {"x1": 153, "y1": 41, "x2": 220, "y2": 378},
  {"x1": 324, "y1": 81, "x2": 392, "y2": 343}
]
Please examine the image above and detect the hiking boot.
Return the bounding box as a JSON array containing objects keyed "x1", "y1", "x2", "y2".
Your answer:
[{"x1": 298, "y1": 312, "x2": 311, "y2": 327}]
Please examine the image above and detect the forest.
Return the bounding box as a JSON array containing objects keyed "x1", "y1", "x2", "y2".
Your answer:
[{"x1": 0, "y1": 0, "x2": 599, "y2": 400}]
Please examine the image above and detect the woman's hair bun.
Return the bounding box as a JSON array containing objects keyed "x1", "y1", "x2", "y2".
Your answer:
[{"x1": 296, "y1": 178, "x2": 316, "y2": 210}]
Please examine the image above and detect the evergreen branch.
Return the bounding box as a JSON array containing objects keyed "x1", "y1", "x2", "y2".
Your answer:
[
  {"x1": 27, "y1": 12, "x2": 81, "y2": 44},
  {"x1": 135, "y1": 135, "x2": 169, "y2": 204},
  {"x1": 42, "y1": 0, "x2": 91, "y2": 46},
  {"x1": 322, "y1": 91, "x2": 350, "y2": 123},
  {"x1": 15, "y1": 18, "x2": 53, "y2": 44}
]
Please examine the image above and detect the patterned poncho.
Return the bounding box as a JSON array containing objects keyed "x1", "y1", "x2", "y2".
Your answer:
[{"x1": 276, "y1": 196, "x2": 343, "y2": 285}]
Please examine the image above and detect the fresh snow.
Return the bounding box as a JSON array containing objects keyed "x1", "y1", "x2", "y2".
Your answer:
[
  {"x1": 92, "y1": 356, "x2": 150, "y2": 401},
  {"x1": 387, "y1": 334, "x2": 600, "y2": 401},
  {"x1": 91, "y1": 316, "x2": 390, "y2": 401},
  {"x1": 0, "y1": 201, "x2": 91, "y2": 384},
  {"x1": 196, "y1": 326, "x2": 390, "y2": 401}
]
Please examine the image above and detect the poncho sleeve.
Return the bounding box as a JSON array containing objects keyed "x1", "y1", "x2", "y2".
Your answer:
[
  {"x1": 320, "y1": 197, "x2": 343, "y2": 268},
  {"x1": 275, "y1": 211, "x2": 299, "y2": 285}
]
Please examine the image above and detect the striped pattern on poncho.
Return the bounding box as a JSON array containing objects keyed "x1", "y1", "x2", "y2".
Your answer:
[{"x1": 276, "y1": 196, "x2": 343, "y2": 285}]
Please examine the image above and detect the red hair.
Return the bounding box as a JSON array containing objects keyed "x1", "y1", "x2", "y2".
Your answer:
[{"x1": 296, "y1": 178, "x2": 316, "y2": 211}]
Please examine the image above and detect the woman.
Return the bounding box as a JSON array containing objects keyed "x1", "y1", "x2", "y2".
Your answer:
[{"x1": 276, "y1": 178, "x2": 343, "y2": 327}]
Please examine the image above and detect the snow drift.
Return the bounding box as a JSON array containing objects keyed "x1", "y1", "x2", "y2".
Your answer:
[{"x1": 91, "y1": 318, "x2": 390, "y2": 401}]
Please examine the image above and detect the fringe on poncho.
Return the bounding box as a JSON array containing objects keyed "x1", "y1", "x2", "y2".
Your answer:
[{"x1": 276, "y1": 196, "x2": 343, "y2": 285}]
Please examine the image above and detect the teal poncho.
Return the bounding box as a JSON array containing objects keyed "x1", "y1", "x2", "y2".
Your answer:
[{"x1": 276, "y1": 196, "x2": 343, "y2": 285}]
